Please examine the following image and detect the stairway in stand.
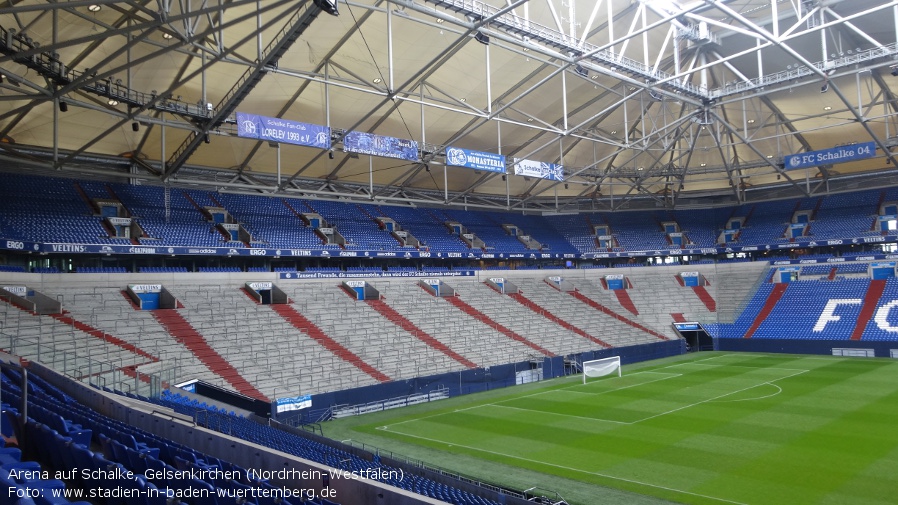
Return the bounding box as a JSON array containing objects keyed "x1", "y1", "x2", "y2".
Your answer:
[
  {"x1": 445, "y1": 296, "x2": 554, "y2": 357},
  {"x1": 850, "y1": 279, "x2": 886, "y2": 340},
  {"x1": 270, "y1": 304, "x2": 391, "y2": 382},
  {"x1": 568, "y1": 291, "x2": 669, "y2": 340},
  {"x1": 743, "y1": 283, "x2": 788, "y2": 339},
  {"x1": 508, "y1": 293, "x2": 611, "y2": 348},
  {"x1": 613, "y1": 289, "x2": 639, "y2": 315},
  {"x1": 692, "y1": 286, "x2": 717, "y2": 312},
  {"x1": 151, "y1": 309, "x2": 268, "y2": 401},
  {"x1": 366, "y1": 299, "x2": 477, "y2": 368}
]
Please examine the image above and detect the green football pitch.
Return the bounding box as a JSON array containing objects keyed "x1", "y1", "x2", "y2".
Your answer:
[{"x1": 323, "y1": 352, "x2": 898, "y2": 505}]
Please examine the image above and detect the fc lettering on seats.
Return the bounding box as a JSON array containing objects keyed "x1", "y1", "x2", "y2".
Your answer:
[{"x1": 814, "y1": 299, "x2": 898, "y2": 332}]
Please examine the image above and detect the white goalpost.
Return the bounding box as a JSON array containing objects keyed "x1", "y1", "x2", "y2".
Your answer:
[{"x1": 582, "y1": 356, "x2": 621, "y2": 384}]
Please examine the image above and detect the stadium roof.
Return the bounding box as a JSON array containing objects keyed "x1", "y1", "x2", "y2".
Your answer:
[{"x1": 3, "y1": 0, "x2": 898, "y2": 212}]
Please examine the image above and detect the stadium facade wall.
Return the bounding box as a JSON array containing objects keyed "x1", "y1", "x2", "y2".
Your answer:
[{"x1": 716, "y1": 338, "x2": 897, "y2": 357}]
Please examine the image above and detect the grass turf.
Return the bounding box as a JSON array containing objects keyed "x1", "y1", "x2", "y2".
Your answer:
[{"x1": 323, "y1": 352, "x2": 898, "y2": 505}]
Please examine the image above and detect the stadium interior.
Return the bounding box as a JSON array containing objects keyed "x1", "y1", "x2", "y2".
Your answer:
[{"x1": 2, "y1": 0, "x2": 898, "y2": 504}]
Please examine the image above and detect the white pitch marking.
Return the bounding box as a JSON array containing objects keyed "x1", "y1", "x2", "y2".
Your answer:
[
  {"x1": 383, "y1": 429, "x2": 749, "y2": 505},
  {"x1": 486, "y1": 404, "x2": 630, "y2": 424},
  {"x1": 629, "y1": 369, "x2": 809, "y2": 424},
  {"x1": 714, "y1": 383, "x2": 783, "y2": 403},
  {"x1": 673, "y1": 362, "x2": 810, "y2": 373}
]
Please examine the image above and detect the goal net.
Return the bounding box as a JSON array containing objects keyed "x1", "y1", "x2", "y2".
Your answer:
[{"x1": 582, "y1": 356, "x2": 621, "y2": 384}]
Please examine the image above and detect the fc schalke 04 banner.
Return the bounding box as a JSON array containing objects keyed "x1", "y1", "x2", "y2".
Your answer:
[
  {"x1": 513, "y1": 158, "x2": 564, "y2": 181},
  {"x1": 784, "y1": 142, "x2": 875, "y2": 170}
]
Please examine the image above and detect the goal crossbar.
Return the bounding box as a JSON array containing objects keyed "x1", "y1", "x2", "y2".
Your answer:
[{"x1": 582, "y1": 356, "x2": 621, "y2": 384}]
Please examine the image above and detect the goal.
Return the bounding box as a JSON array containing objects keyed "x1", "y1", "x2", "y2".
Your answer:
[{"x1": 582, "y1": 356, "x2": 621, "y2": 384}]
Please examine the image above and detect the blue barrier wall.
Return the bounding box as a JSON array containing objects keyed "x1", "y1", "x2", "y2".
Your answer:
[
  {"x1": 294, "y1": 339, "x2": 685, "y2": 422},
  {"x1": 716, "y1": 338, "x2": 897, "y2": 357}
]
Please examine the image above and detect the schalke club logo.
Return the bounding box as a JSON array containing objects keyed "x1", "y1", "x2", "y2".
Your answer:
[
  {"x1": 241, "y1": 120, "x2": 257, "y2": 135},
  {"x1": 446, "y1": 148, "x2": 467, "y2": 166}
]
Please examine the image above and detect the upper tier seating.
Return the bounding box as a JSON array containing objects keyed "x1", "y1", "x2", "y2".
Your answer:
[{"x1": 0, "y1": 173, "x2": 896, "y2": 254}]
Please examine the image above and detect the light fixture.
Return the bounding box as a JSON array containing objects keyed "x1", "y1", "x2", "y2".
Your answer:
[
  {"x1": 88, "y1": 4, "x2": 101, "y2": 12},
  {"x1": 820, "y1": 82, "x2": 829, "y2": 93},
  {"x1": 132, "y1": 122, "x2": 139, "y2": 132},
  {"x1": 747, "y1": 119, "x2": 755, "y2": 124},
  {"x1": 107, "y1": 99, "x2": 118, "y2": 106},
  {"x1": 610, "y1": 130, "x2": 617, "y2": 134},
  {"x1": 766, "y1": 155, "x2": 774, "y2": 158},
  {"x1": 564, "y1": 183, "x2": 569, "y2": 189},
  {"x1": 474, "y1": 32, "x2": 490, "y2": 45},
  {"x1": 204, "y1": 133, "x2": 210, "y2": 144},
  {"x1": 891, "y1": 65, "x2": 898, "y2": 77},
  {"x1": 700, "y1": 163, "x2": 707, "y2": 167},
  {"x1": 573, "y1": 65, "x2": 588, "y2": 78},
  {"x1": 823, "y1": 106, "x2": 832, "y2": 111},
  {"x1": 526, "y1": 118, "x2": 533, "y2": 122},
  {"x1": 373, "y1": 77, "x2": 382, "y2": 84},
  {"x1": 436, "y1": 18, "x2": 443, "y2": 24},
  {"x1": 424, "y1": 164, "x2": 430, "y2": 172},
  {"x1": 58, "y1": 101, "x2": 68, "y2": 112},
  {"x1": 459, "y1": 97, "x2": 466, "y2": 102},
  {"x1": 328, "y1": 150, "x2": 335, "y2": 159},
  {"x1": 162, "y1": 32, "x2": 173, "y2": 40},
  {"x1": 637, "y1": 166, "x2": 644, "y2": 171},
  {"x1": 501, "y1": 175, "x2": 507, "y2": 181}
]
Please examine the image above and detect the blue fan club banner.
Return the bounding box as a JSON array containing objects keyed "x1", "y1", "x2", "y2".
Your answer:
[
  {"x1": 343, "y1": 131, "x2": 419, "y2": 161},
  {"x1": 275, "y1": 394, "x2": 312, "y2": 413},
  {"x1": 446, "y1": 147, "x2": 507, "y2": 173},
  {"x1": 513, "y1": 158, "x2": 564, "y2": 181},
  {"x1": 235, "y1": 112, "x2": 331, "y2": 149},
  {"x1": 785, "y1": 142, "x2": 875, "y2": 170}
]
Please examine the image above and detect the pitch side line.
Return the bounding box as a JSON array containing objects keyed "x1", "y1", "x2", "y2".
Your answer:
[{"x1": 375, "y1": 428, "x2": 749, "y2": 505}]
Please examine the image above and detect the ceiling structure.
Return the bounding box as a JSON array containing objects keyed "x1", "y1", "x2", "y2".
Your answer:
[{"x1": 3, "y1": 0, "x2": 898, "y2": 213}]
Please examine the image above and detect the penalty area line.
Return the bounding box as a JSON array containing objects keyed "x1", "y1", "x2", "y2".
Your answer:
[
  {"x1": 669, "y1": 362, "x2": 811, "y2": 373},
  {"x1": 379, "y1": 429, "x2": 748, "y2": 505}
]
